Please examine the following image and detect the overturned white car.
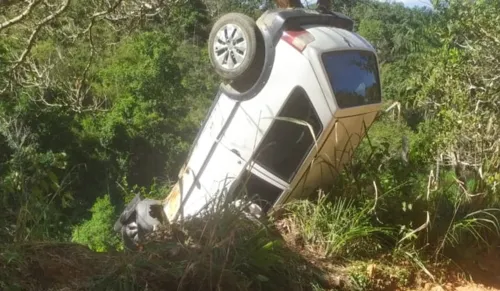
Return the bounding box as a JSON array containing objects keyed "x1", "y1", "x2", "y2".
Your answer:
[
  {"x1": 115, "y1": 8, "x2": 383, "y2": 248},
  {"x1": 163, "y1": 8, "x2": 382, "y2": 222}
]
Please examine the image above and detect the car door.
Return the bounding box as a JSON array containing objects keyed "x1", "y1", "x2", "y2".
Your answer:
[{"x1": 227, "y1": 86, "x2": 328, "y2": 213}]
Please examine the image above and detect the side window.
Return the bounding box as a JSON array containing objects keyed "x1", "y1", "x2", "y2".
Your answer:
[
  {"x1": 254, "y1": 87, "x2": 322, "y2": 182},
  {"x1": 229, "y1": 170, "x2": 284, "y2": 213}
]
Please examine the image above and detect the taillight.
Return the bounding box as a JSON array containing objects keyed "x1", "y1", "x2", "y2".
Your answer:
[{"x1": 281, "y1": 29, "x2": 315, "y2": 52}]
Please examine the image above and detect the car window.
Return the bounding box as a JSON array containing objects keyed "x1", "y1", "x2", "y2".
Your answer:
[
  {"x1": 322, "y1": 50, "x2": 381, "y2": 109},
  {"x1": 229, "y1": 170, "x2": 284, "y2": 213},
  {"x1": 254, "y1": 87, "x2": 322, "y2": 182}
]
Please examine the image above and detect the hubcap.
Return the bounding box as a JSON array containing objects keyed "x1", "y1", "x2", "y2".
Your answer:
[{"x1": 213, "y1": 24, "x2": 248, "y2": 70}]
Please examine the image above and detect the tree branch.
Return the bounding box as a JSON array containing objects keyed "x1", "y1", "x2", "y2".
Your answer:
[
  {"x1": 72, "y1": 20, "x2": 96, "y2": 112},
  {"x1": 0, "y1": 0, "x2": 41, "y2": 32},
  {"x1": 12, "y1": 0, "x2": 71, "y2": 70}
]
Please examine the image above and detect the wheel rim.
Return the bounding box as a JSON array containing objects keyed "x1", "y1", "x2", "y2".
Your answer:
[{"x1": 213, "y1": 24, "x2": 248, "y2": 70}]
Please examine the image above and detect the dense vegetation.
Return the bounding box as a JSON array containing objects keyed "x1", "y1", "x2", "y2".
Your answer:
[{"x1": 1, "y1": 0, "x2": 499, "y2": 290}]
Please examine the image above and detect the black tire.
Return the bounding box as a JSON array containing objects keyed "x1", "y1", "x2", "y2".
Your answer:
[{"x1": 208, "y1": 13, "x2": 263, "y2": 82}]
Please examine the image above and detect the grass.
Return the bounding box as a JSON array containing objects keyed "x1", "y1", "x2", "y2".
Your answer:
[
  {"x1": 444, "y1": 208, "x2": 500, "y2": 250},
  {"x1": 280, "y1": 190, "x2": 394, "y2": 258}
]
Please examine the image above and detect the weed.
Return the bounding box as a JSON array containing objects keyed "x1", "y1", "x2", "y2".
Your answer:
[{"x1": 282, "y1": 191, "x2": 394, "y2": 258}]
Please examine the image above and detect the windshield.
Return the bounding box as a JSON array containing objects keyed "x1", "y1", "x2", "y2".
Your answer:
[{"x1": 321, "y1": 50, "x2": 381, "y2": 109}]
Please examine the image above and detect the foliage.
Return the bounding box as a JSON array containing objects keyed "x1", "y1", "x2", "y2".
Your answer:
[
  {"x1": 0, "y1": 116, "x2": 71, "y2": 242},
  {"x1": 335, "y1": 0, "x2": 500, "y2": 259},
  {"x1": 71, "y1": 195, "x2": 121, "y2": 252},
  {"x1": 0, "y1": 0, "x2": 218, "y2": 242}
]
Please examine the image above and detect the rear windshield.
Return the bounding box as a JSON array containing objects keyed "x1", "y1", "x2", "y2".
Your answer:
[{"x1": 322, "y1": 50, "x2": 381, "y2": 109}]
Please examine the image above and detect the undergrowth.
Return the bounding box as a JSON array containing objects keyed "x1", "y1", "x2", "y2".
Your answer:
[
  {"x1": 281, "y1": 191, "x2": 394, "y2": 258},
  {"x1": 0, "y1": 202, "x2": 330, "y2": 291}
]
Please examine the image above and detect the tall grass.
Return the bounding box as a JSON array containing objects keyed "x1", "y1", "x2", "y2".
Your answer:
[
  {"x1": 282, "y1": 190, "x2": 394, "y2": 258},
  {"x1": 437, "y1": 207, "x2": 500, "y2": 256}
]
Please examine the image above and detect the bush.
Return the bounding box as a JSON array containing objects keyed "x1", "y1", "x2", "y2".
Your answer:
[{"x1": 71, "y1": 195, "x2": 121, "y2": 252}]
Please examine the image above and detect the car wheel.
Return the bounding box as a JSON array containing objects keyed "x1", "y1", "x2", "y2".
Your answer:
[{"x1": 208, "y1": 13, "x2": 263, "y2": 82}]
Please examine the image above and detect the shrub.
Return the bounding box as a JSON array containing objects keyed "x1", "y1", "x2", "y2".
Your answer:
[{"x1": 71, "y1": 195, "x2": 121, "y2": 252}]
